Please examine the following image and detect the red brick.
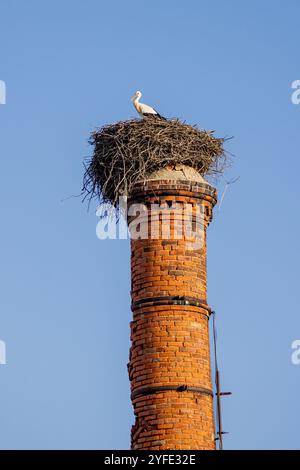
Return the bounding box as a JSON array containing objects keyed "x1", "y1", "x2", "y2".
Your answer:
[{"x1": 128, "y1": 177, "x2": 217, "y2": 450}]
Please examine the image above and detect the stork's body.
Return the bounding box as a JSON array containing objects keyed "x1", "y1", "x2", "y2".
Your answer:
[{"x1": 131, "y1": 91, "x2": 165, "y2": 119}]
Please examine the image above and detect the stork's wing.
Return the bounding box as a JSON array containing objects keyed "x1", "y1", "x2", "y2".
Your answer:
[
  {"x1": 143, "y1": 112, "x2": 166, "y2": 120},
  {"x1": 139, "y1": 102, "x2": 158, "y2": 114}
]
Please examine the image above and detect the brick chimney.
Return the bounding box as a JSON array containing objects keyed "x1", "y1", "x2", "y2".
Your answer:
[{"x1": 127, "y1": 165, "x2": 217, "y2": 450}]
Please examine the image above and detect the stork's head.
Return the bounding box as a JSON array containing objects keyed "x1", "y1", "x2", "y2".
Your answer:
[{"x1": 131, "y1": 90, "x2": 142, "y2": 101}]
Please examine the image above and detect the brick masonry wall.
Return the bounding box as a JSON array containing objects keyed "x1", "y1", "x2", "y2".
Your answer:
[{"x1": 127, "y1": 178, "x2": 217, "y2": 450}]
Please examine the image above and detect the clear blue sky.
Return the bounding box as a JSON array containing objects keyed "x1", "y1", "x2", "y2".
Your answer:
[{"x1": 0, "y1": 0, "x2": 299, "y2": 450}]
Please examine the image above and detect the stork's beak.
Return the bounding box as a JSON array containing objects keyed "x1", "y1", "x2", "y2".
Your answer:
[{"x1": 131, "y1": 93, "x2": 137, "y2": 101}]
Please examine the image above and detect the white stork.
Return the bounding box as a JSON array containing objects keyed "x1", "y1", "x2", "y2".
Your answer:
[{"x1": 131, "y1": 91, "x2": 165, "y2": 119}]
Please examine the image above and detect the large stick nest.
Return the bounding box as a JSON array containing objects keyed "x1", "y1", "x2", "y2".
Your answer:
[{"x1": 82, "y1": 117, "x2": 229, "y2": 208}]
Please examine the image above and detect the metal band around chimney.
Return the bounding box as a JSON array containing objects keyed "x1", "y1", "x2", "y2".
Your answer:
[
  {"x1": 131, "y1": 385, "x2": 213, "y2": 400},
  {"x1": 132, "y1": 295, "x2": 211, "y2": 314}
]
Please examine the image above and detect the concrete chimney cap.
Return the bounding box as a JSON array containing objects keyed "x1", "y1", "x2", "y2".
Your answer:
[{"x1": 146, "y1": 164, "x2": 211, "y2": 185}]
